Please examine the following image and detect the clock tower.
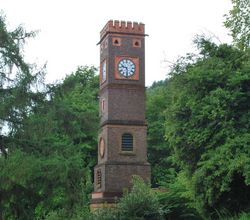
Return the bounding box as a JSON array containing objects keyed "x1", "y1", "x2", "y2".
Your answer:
[{"x1": 91, "y1": 20, "x2": 151, "y2": 208}]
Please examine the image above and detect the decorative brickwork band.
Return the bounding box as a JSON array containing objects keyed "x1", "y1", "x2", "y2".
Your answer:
[
  {"x1": 100, "y1": 120, "x2": 147, "y2": 127},
  {"x1": 100, "y1": 20, "x2": 145, "y2": 39}
]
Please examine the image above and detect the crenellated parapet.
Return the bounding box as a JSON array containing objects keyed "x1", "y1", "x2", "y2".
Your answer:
[{"x1": 100, "y1": 20, "x2": 145, "y2": 39}]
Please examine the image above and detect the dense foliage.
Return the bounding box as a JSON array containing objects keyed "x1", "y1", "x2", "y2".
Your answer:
[
  {"x1": 0, "y1": 65, "x2": 99, "y2": 220},
  {"x1": 164, "y1": 39, "x2": 250, "y2": 218},
  {"x1": 146, "y1": 80, "x2": 174, "y2": 186},
  {"x1": 0, "y1": 19, "x2": 99, "y2": 219},
  {"x1": 147, "y1": 0, "x2": 250, "y2": 218}
]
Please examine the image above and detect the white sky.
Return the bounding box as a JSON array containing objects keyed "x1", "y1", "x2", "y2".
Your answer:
[{"x1": 1, "y1": 0, "x2": 232, "y2": 86}]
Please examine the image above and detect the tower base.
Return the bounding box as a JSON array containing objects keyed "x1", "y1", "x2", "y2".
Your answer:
[
  {"x1": 91, "y1": 162, "x2": 151, "y2": 209},
  {"x1": 90, "y1": 192, "x2": 123, "y2": 210}
]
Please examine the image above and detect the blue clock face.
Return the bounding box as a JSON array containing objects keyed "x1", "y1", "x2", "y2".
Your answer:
[{"x1": 118, "y1": 59, "x2": 136, "y2": 78}]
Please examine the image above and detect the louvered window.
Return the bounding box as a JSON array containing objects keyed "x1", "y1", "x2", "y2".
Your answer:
[
  {"x1": 96, "y1": 169, "x2": 102, "y2": 188},
  {"x1": 122, "y1": 133, "x2": 133, "y2": 151}
]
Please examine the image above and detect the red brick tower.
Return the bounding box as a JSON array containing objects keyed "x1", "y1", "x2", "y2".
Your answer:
[{"x1": 91, "y1": 20, "x2": 151, "y2": 208}]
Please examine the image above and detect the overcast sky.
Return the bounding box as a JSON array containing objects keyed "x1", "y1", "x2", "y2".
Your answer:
[{"x1": 1, "y1": 0, "x2": 232, "y2": 86}]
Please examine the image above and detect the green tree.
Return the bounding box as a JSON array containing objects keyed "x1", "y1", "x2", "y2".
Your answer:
[
  {"x1": 147, "y1": 81, "x2": 202, "y2": 219},
  {"x1": 224, "y1": 0, "x2": 250, "y2": 50},
  {"x1": 158, "y1": 172, "x2": 201, "y2": 220},
  {"x1": 0, "y1": 66, "x2": 99, "y2": 219},
  {"x1": 165, "y1": 38, "x2": 250, "y2": 217},
  {"x1": 146, "y1": 80, "x2": 176, "y2": 186},
  {"x1": 0, "y1": 13, "x2": 46, "y2": 220},
  {"x1": 0, "y1": 13, "x2": 45, "y2": 154}
]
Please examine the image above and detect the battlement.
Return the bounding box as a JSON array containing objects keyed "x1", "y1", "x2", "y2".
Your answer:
[{"x1": 100, "y1": 20, "x2": 145, "y2": 39}]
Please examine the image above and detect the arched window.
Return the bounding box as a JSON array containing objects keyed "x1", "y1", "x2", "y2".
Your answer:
[{"x1": 122, "y1": 133, "x2": 133, "y2": 151}]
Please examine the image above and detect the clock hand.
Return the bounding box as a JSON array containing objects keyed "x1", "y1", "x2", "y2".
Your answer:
[{"x1": 125, "y1": 66, "x2": 128, "y2": 77}]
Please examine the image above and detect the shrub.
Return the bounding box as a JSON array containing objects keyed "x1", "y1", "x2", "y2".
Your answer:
[{"x1": 92, "y1": 176, "x2": 164, "y2": 220}]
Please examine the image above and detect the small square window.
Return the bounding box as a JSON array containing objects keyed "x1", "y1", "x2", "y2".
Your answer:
[
  {"x1": 112, "y1": 37, "x2": 121, "y2": 46},
  {"x1": 133, "y1": 39, "x2": 141, "y2": 48}
]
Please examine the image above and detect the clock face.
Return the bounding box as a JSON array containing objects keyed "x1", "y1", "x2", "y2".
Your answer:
[
  {"x1": 118, "y1": 59, "x2": 136, "y2": 78},
  {"x1": 102, "y1": 60, "x2": 106, "y2": 82}
]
